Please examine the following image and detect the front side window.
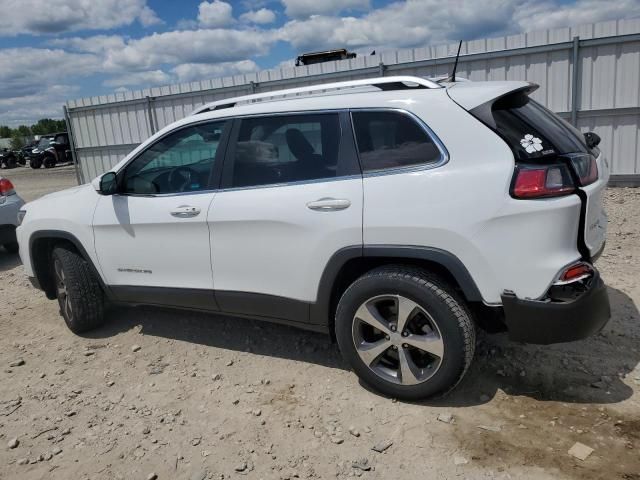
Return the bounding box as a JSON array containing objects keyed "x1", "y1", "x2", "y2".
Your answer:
[
  {"x1": 123, "y1": 121, "x2": 226, "y2": 194},
  {"x1": 351, "y1": 111, "x2": 442, "y2": 172},
  {"x1": 229, "y1": 113, "x2": 340, "y2": 188}
]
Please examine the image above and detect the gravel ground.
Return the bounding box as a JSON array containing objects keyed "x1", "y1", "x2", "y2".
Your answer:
[{"x1": 0, "y1": 165, "x2": 638, "y2": 480}]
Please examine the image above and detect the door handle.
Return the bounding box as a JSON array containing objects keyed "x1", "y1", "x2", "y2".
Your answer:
[
  {"x1": 306, "y1": 198, "x2": 351, "y2": 211},
  {"x1": 170, "y1": 205, "x2": 201, "y2": 218}
]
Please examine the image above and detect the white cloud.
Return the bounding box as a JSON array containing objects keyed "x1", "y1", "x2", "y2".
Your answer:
[
  {"x1": 279, "y1": 0, "x2": 515, "y2": 51},
  {"x1": 512, "y1": 0, "x2": 640, "y2": 31},
  {"x1": 104, "y1": 29, "x2": 275, "y2": 71},
  {"x1": 0, "y1": 0, "x2": 162, "y2": 36},
  {"x1": 280, "y1": 0, "x2": 640, "y2": 53},
  {"x1": 138, "y1": 5, "x2": 164, "y2": 27},
  {"x1": 0, "y1": 85, "x2": 80, "y2": 126},
  {"x1": 240, "y1": 8, "x2": 277, "y2": 24},
  {"x1": 103, "y1": 70, "x2": 172, "y2": 88},
  {"x1": 198, "y1": 1, "x2": 234, "y2": 28},
  {"x1": 50, "y1": 35, "x2": 127, "y2": 54},
  {"x1": 0, "y1": 48, "x2": 99, "y2": 99},
  {"x1": 281, "y1": 0, "x2": 370, "y2": 19},
  {"x1": 172, "y1": 60, "x2": 259, "y2": 82}
]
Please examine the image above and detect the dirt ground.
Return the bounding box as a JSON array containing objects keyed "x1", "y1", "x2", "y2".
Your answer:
[{"x1": 0, "y1": 165, "x2": 638, "y2": 480}]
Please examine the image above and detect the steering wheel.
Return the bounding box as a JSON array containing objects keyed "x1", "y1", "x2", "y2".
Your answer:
[{"x1": 168, "y1": 166, "x2": 198, "y2": 192}]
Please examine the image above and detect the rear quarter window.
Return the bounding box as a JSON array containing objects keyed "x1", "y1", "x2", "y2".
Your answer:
[
  {"x1": 351, "y1": 111, "x2": 442, "y2": 172},
  {"x1": 479, "y1": 93, "x2": 589, "y2": 161}
]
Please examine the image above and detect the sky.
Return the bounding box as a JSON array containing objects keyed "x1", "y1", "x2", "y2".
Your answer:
[{"x1": 0, "y1": 0, "x2": 638, "y2": 127}]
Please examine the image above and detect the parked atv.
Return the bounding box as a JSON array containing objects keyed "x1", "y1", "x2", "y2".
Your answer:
[
  {"x1": 29, "y1": 132, "x2": 72, "y2": 169},
  {"x1": 0, "y1": 148, "x2": 18, "y2": 169}
]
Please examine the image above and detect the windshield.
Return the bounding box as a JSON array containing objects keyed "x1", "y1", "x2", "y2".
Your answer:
[{"x1": 37, "y1": 137, "x2": 52, "y2": 148}]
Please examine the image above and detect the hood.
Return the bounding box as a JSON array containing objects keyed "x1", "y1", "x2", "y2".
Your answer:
[
  {"x1": 446, "y1": 81, "x2": 536, "y2": 111},
  {"x1": 28, "y1": 183, "x2": 92, "y2": 207}
]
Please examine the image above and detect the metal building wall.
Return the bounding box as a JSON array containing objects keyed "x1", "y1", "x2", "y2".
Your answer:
[{"x1": 66, "y1": 18, "x2": 640, "y2": 184}]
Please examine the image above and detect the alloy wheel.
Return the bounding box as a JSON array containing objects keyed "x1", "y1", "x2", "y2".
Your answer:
[
  {"x1": 352, "y1": 294, "x2": 444, "y2": 385},
  {"x1": 54, "y1": 258, "x2": 73, "y2": 321}
]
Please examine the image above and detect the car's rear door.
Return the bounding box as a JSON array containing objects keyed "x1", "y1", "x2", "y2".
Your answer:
[{"x1": 207, "y1": 111, "x2": 362, "y2": 325}]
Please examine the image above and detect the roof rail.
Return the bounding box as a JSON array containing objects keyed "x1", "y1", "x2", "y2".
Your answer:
[{"x1": 190, "y1": 76, "x2": 441, "y2": 115}]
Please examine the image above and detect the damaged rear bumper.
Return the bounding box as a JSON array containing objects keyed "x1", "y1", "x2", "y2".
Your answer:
[{"x1": 501, "y1": 271, "x2": 610, "y2": 345}]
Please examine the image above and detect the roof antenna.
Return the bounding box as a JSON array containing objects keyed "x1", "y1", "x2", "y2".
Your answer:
[{"x1": 448, "y1": 40, "x2": 463, "y2": 82}]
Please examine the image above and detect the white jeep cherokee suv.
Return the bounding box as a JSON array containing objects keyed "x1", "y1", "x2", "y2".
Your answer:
[{"x1": 17, "y1": 76, "x2": 610, "y2": 399}]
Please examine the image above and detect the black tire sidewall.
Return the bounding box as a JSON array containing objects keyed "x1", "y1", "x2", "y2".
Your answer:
[
  {"x1": 3, "y1": 242, "x2": 19, "y2": 253},
  {"x1": 51, "y1": 247, "x2": 104, "y2": 334},
  {"x1": 336, "y1": 270, "x2": 471, "y2": 400}
]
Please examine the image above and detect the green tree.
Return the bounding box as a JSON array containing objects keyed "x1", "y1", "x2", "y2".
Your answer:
[
  {"x1": 0, "y1": 125, "x2": 12, "y2": 138},
  {"x1": 10, "y1": 134, "x2": 24, "y2": 150},
  {"x1": 31, "y1": 118, "x2": 65, "y2": 135},
  {"x1": 16, "y1": 125, "x2": 31, "y2": 137}
]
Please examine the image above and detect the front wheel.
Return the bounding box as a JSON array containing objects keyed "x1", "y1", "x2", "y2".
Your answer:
[
  {"x1": 3, "y1": 242, "x2": 19, "y2": 253},
  {"x1": 43, "y1": 155, "x2": 56, "y2": 168},
  {"x1": 30, "y1": 158, "x2": 42, "y2": 169},
  {"x1": 51, "y1": 246, "x2": 105, "y2": 333},
  {"x1": 335, "y1": 266, "x2": 475, "y2": 400}
]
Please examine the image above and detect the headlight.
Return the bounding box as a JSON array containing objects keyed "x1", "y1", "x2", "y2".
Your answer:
[{"x1": 17, "y1": 209, "x2": 26, "y2": 226}]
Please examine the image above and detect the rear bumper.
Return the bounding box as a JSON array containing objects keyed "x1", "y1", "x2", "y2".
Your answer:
[{"x1": 501, "y1": 271, "x2": 610, "y2": 344}]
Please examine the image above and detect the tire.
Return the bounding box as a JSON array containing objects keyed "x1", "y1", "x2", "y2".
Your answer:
[
  {"x1": 3, "y1": 242, "x2": 19, "y2": 253},
  {"x1": 30, "y1": 158, "x2": 42, "y2": 169},
  {"x1": 6, "y1": 155, "x2": 17, "y2": 168},
  {"x1": 43, "y1": 155, "x2": 56, "y2": 168},
  {"x1": 335, "y1": 265, "x2": 475, "y2": 400},
  {"x1": 51, "y1": 246, "x2": 105, "y2": 334}
]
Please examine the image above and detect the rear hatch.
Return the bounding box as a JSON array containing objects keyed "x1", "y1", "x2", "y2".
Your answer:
[{"x1": 448, "y1": 82, "x2": 608, "y2": 260}]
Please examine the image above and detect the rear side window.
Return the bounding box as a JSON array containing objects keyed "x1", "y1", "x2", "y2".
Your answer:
[
  {"x1": 229, "y1": 113, "x2": 340, "y2": 188},
  {"x1": 481, "y1": 93, "x2": 589, "y2": 161},
  {"x1": 351, "y1": 111, "x2": 442, "y2": 172}
]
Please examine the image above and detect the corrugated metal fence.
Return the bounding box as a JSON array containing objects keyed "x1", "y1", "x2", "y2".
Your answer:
[{"x1": 66, "y1": 18, "x2": 640, "y2": 185}]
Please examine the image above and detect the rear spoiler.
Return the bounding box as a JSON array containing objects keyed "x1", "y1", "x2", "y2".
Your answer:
[{"x1": 447, "y1": 81, "x2": 538, "y2": 130}]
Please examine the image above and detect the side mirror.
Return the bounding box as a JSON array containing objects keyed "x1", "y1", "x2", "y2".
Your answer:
[
  {"x1": 94, "y1": 172, "x2": 118, "y2": 195},
  {"x1": 584, "y1": 132, "x2": 601, "y2": 149}
]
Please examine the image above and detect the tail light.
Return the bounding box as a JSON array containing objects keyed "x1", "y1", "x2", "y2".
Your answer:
[
  {"x1": 512, "y1": 164, "x2": 575, "y2": 199},
  {"x1": 553, "y1": 262, "x2": 594, "y2": 285},
  {"x1": 0, "y1": 178, "x2": 15, "y2": 195},
  {"x1": 568, "y1": 155, "x2": 598, "y2": 186}
]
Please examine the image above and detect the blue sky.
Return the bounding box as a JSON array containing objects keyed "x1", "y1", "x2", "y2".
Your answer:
[{"x1": 0, "y1": 0, "x2": 638, "y2": 126}]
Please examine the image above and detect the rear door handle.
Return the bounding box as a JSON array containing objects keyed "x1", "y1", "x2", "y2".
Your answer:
[
  {"x1": 306, "y1": 198, "x2": 351, "y2": 211},
  {"x1": 170, "y1": 205, "x2": 201, "y2": 218}
]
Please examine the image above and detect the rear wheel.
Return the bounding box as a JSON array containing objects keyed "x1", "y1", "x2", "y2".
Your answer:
[
  {"x1": 335, "y1": 266, "x2": 475, "y2": 400},
  {"x1": 51, "y1": 246, "x2": 105, "y2": 333},
  {"x1": 2, "y1": 155, "x2": 17, "y2": 168},
  {"x1": 30, "y1": 157, "x2": 42, "y2": 169}
]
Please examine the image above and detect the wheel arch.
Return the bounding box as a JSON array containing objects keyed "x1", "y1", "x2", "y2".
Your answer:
[
  {"x1": 311, "y1": 245, "x2": 484, "y2": 336},
  {"x1": 29, "y1": 230, "x2": 107, "y2": 300}
]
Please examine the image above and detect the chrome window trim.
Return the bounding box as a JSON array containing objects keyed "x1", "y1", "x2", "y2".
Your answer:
[
  {"x1": 349, "y1": 107, "x2": 449, "y2": 178},
  {"x1": 117, "y1": 107, "x2": 449, "y2": 197}
]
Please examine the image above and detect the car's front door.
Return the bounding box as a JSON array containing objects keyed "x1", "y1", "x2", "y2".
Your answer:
[
  {"x1": 208, "y1": 112, "x2": 363, "y2": 324},
  {"x1": 93, "y1": 120, "x2": 229, "y2": 307}
]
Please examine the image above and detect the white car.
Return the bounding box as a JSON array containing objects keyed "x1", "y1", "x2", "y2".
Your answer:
[
  {"x1": 16, "y1": 76, "x2": 610, "y2": 399},
  {"x1": 0, "y1": 176, "x2": 24, "y2": 253}
]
